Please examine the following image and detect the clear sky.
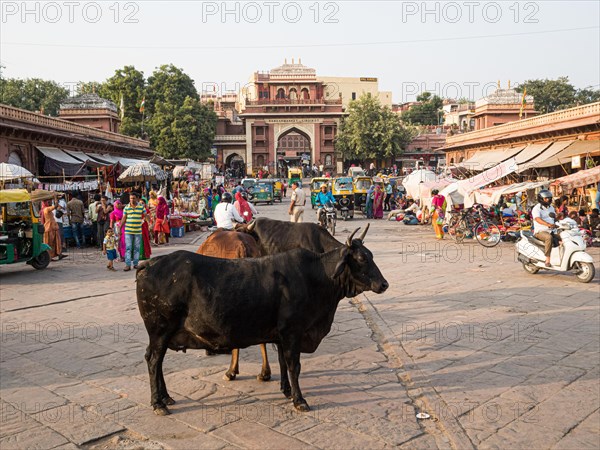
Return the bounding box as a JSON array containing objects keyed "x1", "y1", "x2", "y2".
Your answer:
[{"x1": 1, "y1": 1, "x2": 598, "y2": 102}]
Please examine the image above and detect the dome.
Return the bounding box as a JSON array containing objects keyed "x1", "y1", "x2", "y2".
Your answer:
[{"x1": 60, "y1": 93, "x2": 118, "y2": 112}]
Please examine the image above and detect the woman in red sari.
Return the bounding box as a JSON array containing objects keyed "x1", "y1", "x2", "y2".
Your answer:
[
  {"x1": 153, "y1": 196, "x2": 170, "y2": 245},
  {"x1": 234, "y1": 191, "x2": 253, "y2": 222},
  {"x1": 372, "y1": 185, "x2": 384, "y2": 219},
  {"x1": 109, "y1": 200, "x2": 126, "y2": 261}
]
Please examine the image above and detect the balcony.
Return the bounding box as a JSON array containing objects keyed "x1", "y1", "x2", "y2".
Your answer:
[
  {"x1": 245, "y1": 98, "x2": 342, "y2": 106},
  {"x1": 214, "y1": 134, "x2": 246, "y2": 142}
]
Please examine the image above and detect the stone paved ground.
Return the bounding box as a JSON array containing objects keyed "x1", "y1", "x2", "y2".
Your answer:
[{"x1": 1, "y1": 190, "x2": 598, "y2": 449}]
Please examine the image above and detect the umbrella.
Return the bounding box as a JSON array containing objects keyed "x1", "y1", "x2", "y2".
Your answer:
[
  {"x1": 0, "y1": 163, "x2": 35, "y2": 181},
  {"x1": 118, "y1": 162, "x2": 167, "y2": 182}
]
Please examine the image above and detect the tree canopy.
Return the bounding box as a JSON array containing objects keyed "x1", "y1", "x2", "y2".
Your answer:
[
  {"x1": 0, "y1": 78, "x2": 69, "y2": 116},
  {"x1": 336, "y1": 93, "x2": 415, "y2": 161},
  {"x1": 516, "y1": 77, "x2": 600, "y2": 114},
  {"x1": 401, "y1": 92, "x2": 444, "y2": 126}
]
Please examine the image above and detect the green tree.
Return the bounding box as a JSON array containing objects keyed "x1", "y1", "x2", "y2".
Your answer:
[
  {"x1": 336, "y1": 93, "x2": 415, "y2": 161},
  {"x1": 0, "y1": 78, "x2": 69, "y2": 116},
  {"x1": 401, "y1": 92, "x2": 444, "y2": 125},
  {"x1": 516, "y1": 77, "x2": 600, "y2": 114},
  {"x1": 150, "y1": 96, "x2": 217, "y2": 160},
  {"x1": 145, "y1": 64, "x2": 198, "y2": 116},
  {"x1": 98, "y1": 66, "x2": 146, "y2": 137}
]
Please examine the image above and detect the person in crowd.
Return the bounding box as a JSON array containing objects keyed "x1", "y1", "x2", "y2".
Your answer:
[
  {"x1": 314, "y1": 184, "x2": 336, "y2": 225},
  {"x1": 431, "y1": 189, "x2": 446, "y2": 240},
  {"x1": 384, "y1": 182, "x2": 393, "y2": 212},
  {"x1": 40, "y1": 199, "x2": 67, "y2": 260},
  {"x1": 282, "y1": 180, "x2": 288, "y2": 197},
  {"x1": 88, "y1": 193, "x2": 101, "y2": 248},
  {"x1": 96, "y1": 195, "x2": 112, "y2": 248},
  {"x1": 365, "y1": 185, "x2": 375, "y2": 219},
  {"x1": 102, "y1": 228, "x2": 118, "y2": 271},
  {"x1": 139, "y1": 198, "x2": 152, "y2": 260},
  {"x1": 234, "y1": 191, "x2": 255, "y2": 223},
  {"x1": 109, "y1": 199, "x2": 126, "y2": 261},
  {"x1": 211, "y1": 189, "x2": 220, "y2": 218},
  {"x1": 567, "y1": 210, "x2": 581, "y2": 225},
  {"x1": 532, "y1": 189, "x2": 556, "y2": 267},
  {"x1": 372, "y1": 185, "x2": 384, "y2": 219},
  {"x1": 583, "y1": 208, "x2": 600, "y2": 233},
  {"x1": 214, "y1": 192, "x2": 244, "y2": 230},
  {"x1": 288, "y1": 181, "x2": 306, "y2": 223},
  {"x1": 67, "y1": 192, "x2": 85, "y2": 248},
  {"x1": 555, "y1": 195, "x2": 569, "y2": 218},
  {"x1": 53, "y1": 193, "x2": 67, "y2": 253},
  {"x1": 154, "y1": 196, "x2": 170, "y2": 245},
  {"x1": 232, "y1": 182, "x2": 244, "y2": 196},
  {"x1": 120, "y1": 192, "x2": 146, "y2": 271}
]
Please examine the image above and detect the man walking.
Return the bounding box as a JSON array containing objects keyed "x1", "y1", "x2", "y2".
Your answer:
[
  {"x1": 288, "y1": 181, "x2": 306, "y2": 223},
  {"x1": 89, "y1": 193, "x2": 101, "y2": 248},
  {"x1": 67, "y1": 193, "x2": 85, "y2": 248},
  {"x1": 120, "y1": 192, "x2": 146, "y2": 271}
]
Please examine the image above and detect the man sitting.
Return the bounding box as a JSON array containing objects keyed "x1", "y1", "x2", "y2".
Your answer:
[{"x1": 314, "y1": 184, "x2": 336, "y2": 226}]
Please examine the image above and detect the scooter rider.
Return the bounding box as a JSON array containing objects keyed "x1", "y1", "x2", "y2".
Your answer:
[
  {"x1": 315, "y1": 184, "x2": 336, "y2": 225},
  {"x1": 532, "y1": 189, "x2": 557, "y2": 266}
]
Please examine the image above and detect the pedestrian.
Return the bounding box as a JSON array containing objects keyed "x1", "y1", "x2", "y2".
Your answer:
[
  {"x1": 234, "y1": 191, "x2": 254, "y2": 222},
  {"x1": 96, "y1": 195, "x2": 112, "y2": 248},
  {"x1": 110, "y1": 199, "x2": 126, "y2": 261},
  {"x1": 365, "y1": 185, "x2": 375, "y2": 219},
  {"x1": 211, "y1": 188, "x2": 220, "y2": 218},
  {"x1": 384, "y1": 182, "x2": 393, "y2": 211},
  {"x1": 154, "y1": 196, "x2": 171, "y2": 245},
  {"x1": 372, "y1": 185, "x2": 384, "y2": 219},
  {"x1": 40, "y1": 199, "x2": 67, "y2": 260},
  {"x1": 67, "y1": 192, "x2": 85, "y2": 248},
  {"x1": 102, "y1": 228, "x2": 118, "y2": 271},
  {"x1": 139, "y1": 198, "x2": 152, "y2": 260},
  {"x1": 53, "y1": 193, "x2": 67, "y2": 253},
  {"x1": 120, "y1": 192, "x2": 146, "y2": 272},
  {"x1": 288, "y1": 181, "x2": 306, "y2": 223},
  {"x1": 369, "y1": 161, "x2": 376, "y2": 176},
  {"x1": 282, "y1": 180, "x2": 288, "y2": 197},
  {"x1": 431, "y1": 189, "x2": 446, "y2": 239},
  {"x1": 89, "y1": 193, "x2": 101, "y2": 248}
]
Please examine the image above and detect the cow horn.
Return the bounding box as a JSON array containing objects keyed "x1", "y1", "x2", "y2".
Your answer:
[
  {"x1": 247, "y1": 220, "x2": 256, "y2": 232},
  {"x1": 346, "y1": 228, "x2": 360, "y2": 247},
  {"x1": 358, "y1": 223, "x2": 370, "y2": 242}
]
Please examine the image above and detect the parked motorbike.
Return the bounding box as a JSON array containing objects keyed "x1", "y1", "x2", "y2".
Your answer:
[{"x1": 516, "y1": 218, "x2": 595, "y2": 283}]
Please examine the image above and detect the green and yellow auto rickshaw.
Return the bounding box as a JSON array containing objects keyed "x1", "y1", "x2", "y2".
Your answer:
[
  {"x1": 252, "y1": 180, "x2": 274, "y2": 205},
  {"x1": 331, "y1": 177, "x2": 355, "y2": 220},
  {"x1": 310, "y1": 177, "x2": 329, "y2": 209},
  {"x1": 353, "y1": 176, "x2": 373, "y2": 214},
  {"x1": 272, "y1": 179, "x2": 283, "y2": 203},
  {"x1": 0, "y1": 189, "x2": 52, "y2": 270},
  {"x1": 288, "y1": 168, "x2": 303, "y2": 188}
]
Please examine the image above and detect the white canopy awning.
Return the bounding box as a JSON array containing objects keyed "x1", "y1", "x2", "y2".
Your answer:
[
  {"x1": 517, "y1": 140, "x2": 575, "y2": 173},
  {"x1": 535, "y1": 140, "x2": 600, "y2": 168},
  {"x1": 513, "y1": 142, "x2": 553, "y2": 166},
  {"x1": 37, "y1": 146, "x2": 82, "y2": 164},
  {"x1": 458, "y1": 145, "x2": 526, "y2": 171}
]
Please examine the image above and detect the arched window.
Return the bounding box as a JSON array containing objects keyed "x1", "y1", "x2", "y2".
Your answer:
[
  {"x1": 325, "y1": 154, "x2": 333, "y2": 166},
  {"x1": 301, "y1": 88, "x2": 310, "y2": 100},
  {"x1": 8, "y1": 151, "x2": 23, "y2": 166},
  {"x1": 276, "y1": 88, "x2": 285, "y2": 99},
  {"x1": 256, "y1": 155, "x2": 265, "y2": 167},
  {"x1": 289, "y1": 88, "x2": 297, "y2": 100}
]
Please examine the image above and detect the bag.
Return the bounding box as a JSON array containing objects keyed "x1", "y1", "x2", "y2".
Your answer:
[{"x1": 55, "y1": 210, "x2": 64, "y2": 219}]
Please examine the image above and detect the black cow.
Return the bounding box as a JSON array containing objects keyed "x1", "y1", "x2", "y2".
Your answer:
[{"x1": 136, "y1": 227, "x2": 388, "y2": 415}]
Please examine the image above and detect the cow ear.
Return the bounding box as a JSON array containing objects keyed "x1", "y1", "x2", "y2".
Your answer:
[{"x1": 333, "y1": 247, "x2": 350, "y2": 278}]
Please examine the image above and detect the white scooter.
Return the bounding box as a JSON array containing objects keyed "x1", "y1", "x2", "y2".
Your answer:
[{"x1": 516, "y1": 218, "x2": 596, "y2": 283}]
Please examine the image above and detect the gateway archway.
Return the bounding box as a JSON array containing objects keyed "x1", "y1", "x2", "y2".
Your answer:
[{"x1": 276, "y1": 128, "x2": 312, "y2": 178}]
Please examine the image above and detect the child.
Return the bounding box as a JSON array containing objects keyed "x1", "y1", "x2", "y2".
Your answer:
[{"x1": 103, "y1": 228, "x2": 118, "y2": 271}]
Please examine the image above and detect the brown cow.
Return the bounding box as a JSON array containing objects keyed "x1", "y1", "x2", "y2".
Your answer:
[{"x1": 196, "y1": 229, "x2": 271, "y2": 382}]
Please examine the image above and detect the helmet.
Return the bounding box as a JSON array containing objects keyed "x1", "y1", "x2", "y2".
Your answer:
[
  {"x1": 240, "y1": 191, "x2": 248, "y2": 200},
  {"x1": 537, "y1": 189, "x2": 553, "y2": 205},
  {"x1": 221, "y1": 192, "x2": 233, "y2": 203}
]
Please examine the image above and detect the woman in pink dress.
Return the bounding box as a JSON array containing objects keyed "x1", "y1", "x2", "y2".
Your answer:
[
  {"x1": 109, "y1": 200, "x2": 126, "y2": 261},
  {"x1": 372, "y1": 185, "x2": 384, "y2": 219}
]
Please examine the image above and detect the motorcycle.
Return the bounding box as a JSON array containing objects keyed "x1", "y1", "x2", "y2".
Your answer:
[
  {"x1": 318, "y1": 201, "x2": 337, "y2": 236},
  {"x1": 516, "y1": 218, "x2": 596, "y2": 283}
]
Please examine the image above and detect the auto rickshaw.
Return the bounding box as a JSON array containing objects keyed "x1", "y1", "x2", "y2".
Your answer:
[
  {"x1": 252, "y1": 179, "x2": 274, "y2": 205},
  {"x1": 0, "y1": 189, "x2": 53, "y2": 270},
  {"x1": 310, "y1": 177, "x2": 330, "y2": 209},
  {"x1": 331, "y1": 177, "x2": 355, "y2": 220},
  {"x1": 353, "y1": 176, "x2": 373, "y2": 214},
  {"x1": 272, "y1": 178, "x2": 283, "y2": 203},
  {"x1": 288, "y1": 168, "x2": 303, "y2": 188},
  {"x1": 241, "y1": 178, "x2": 257, "y2": 200}
]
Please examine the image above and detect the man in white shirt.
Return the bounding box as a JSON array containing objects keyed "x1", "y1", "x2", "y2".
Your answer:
[
  {"x1": 54, "y1": 195, "x2": 68, "y2": 252},
  {"x1": 531, "y1": 189, "x2": 556, "y2": 266},
  {"x1": 214, "y1": 192, "x2": 244, "y2": 230},
  {"x1": 288, "y1": 181, "x2": 306, "y2": 223}
]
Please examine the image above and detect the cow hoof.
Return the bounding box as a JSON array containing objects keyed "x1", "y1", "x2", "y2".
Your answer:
[
  {"x1": 257, "y1": 373, "x2": 271, "y2": 382},
  {"x1": 294, "y1": 401, "x2": 310, "y2": 412},
  {"x1": 163, "y1": 396, "x2": 176, "y2": 405},
  {"x1": 153, "y1": 406, "x2": 171, "y2": 416},
  {"x1": 223, "y1": 372, "x2": 237, "y2": 381}
]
